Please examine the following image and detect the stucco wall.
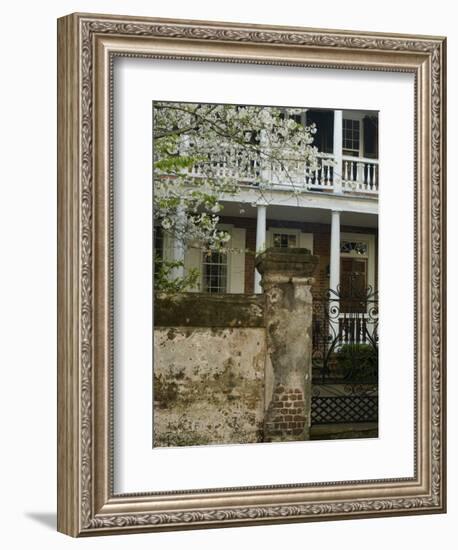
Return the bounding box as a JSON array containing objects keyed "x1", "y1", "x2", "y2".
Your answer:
[
  {"x1": 153, "y1": 293, "x2": 267, "y2": 447},
  {"x1": 153, "y1": 326, "x2": 266, "y2": 446},
  {"x1": 153, "y1": 250, "x2": 317, "y2": 447}
]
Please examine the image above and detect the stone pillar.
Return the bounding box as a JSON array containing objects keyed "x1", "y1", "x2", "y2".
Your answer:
[
  {"x1": 254, "y1": 204, "x2": 267, "y2": 293},
  {"x1": 256, "y1": 248, "x2": 318, "y2": 442}
]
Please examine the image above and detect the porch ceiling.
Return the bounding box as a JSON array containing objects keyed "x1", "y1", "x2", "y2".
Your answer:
[{"x1": 219, "y1": 201, "x2": 378, "y2": 228}]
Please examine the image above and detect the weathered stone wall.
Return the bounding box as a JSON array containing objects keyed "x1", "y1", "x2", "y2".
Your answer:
[
  {"x1": 153, "y1": 294, "x2": 266, "y2": 447},
  {"x1": 153, "y1": 249, "x2": 318, "y2": 447},
  {"x1": 153, "y1": 327, "x2": 266, "y2": 446}
]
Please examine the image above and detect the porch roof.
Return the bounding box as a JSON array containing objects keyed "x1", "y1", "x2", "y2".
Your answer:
[{"x1": 219, "y1": 200, "x2": 378, "y2": 229}]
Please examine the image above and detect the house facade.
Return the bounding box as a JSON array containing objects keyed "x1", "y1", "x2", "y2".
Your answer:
[{"x1": 155, "y1": 107, "x2": 379, "y2": 303}]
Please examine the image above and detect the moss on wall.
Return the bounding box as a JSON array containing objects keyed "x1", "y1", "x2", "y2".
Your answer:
[{"x1": 153, "y1": 327, "x2": 266, "y2": 447}]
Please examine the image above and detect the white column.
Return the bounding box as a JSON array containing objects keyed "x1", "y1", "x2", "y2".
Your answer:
[
  {"x1": 329, "y1": 209, "x2": 341, "y2": 293},
  {"x1": 170, "y1": 206, "x2": 186, "y2": 280},
  {"x1": 254, "y1": 204, "x2": 267, "y2": 293},
  {"x1": 170, "y1": 239, "x2": 185, "y2": 280},
  {"x1": 329, "y1": 209, "x2": 341, "y2": 343},
  {"x1": 333, "y1": 110, "x2": 343, "y2": 194}
]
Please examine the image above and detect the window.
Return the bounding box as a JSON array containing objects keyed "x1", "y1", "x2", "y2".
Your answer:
[
  {"x1": 273, "y1": 233, "x2": 297, "y2": 248},
  {"x1": 202, "y1": 250, "x2": 228, "y2": 293},
  {"x1": 340, "y1": 240, "x2": 368, "y2": 255},
  {"x1": 343, "y1": 118, "x2": 361, "y2": 157}
]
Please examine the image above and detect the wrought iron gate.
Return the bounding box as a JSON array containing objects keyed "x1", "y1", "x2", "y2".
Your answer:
[{"x1": 311, "y1": 286, "x2": 378, "y2": 426}]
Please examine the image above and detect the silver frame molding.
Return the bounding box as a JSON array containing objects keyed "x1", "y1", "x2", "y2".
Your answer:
[{"x1": 57, "y1": 12, "x2": 446, "y2": 537}]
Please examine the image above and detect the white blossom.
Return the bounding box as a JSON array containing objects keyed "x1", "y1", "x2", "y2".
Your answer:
[{"x1": 153, "y1": 102, "x2": 318, "y2": 249}]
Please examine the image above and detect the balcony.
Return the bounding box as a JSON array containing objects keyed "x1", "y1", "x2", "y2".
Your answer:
[{"x1": 188, "y1": 150, "x2": 379, "y2": 197}]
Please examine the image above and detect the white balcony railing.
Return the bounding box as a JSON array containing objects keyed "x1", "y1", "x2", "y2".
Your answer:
[
  {"x1": 342, "y1": 156, "x2": 379, "y2": 195},
  {"x1": 187, "y1": 150, "x2": 379, "y2": 197}
]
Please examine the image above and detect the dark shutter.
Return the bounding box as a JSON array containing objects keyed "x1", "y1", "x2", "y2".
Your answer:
[
  {"x1": 363, "y1": 115, "x2": 378, "y2": 159},
  {"x1": 306, "y1": 110, "x2": 334, "y2": 153}
]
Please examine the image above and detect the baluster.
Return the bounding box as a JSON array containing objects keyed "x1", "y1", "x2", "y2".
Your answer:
[
  {"x1": 356, "y1": 161, "x2": 364, "y2": 189},
  {"x1": 316, "y1": 158, "x2": 321, "y2": 187},
  {"x1": 350, "y1": 161, "x2": 354, "y2": 183}
]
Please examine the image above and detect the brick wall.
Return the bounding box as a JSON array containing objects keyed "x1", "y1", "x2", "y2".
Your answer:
[{"x1": 264, "y1": 386, "x2": 307, "y2": 438}]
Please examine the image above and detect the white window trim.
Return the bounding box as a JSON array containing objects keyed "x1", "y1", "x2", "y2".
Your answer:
[
  {"x1": 266, "y1": 228, "x2": 314, "y2": 254},
  {"x1": 201, "y1": 248, "x2": 230, "y2": 294},
  {"x1": 267, "y1": 227, "x2": 301, "y2": 248},
  {"x1": 199, "y1": 223, "x2": 233, "y2": 294},
  {"x1": 342, "y1": 111, "x2": 366, "y2": 158}
]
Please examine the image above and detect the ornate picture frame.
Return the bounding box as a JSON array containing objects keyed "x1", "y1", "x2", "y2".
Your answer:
[{"x1": 57, "y1": 13, "x2": 446, "y2": 536}]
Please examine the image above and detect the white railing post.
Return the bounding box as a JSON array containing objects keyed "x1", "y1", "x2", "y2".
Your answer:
[
  {"x1": 260, "y1": 129, "x2": 271, "y2": 185},
  {"x1": 333, "y1": 110, "x2": 343, "y2": 194}
]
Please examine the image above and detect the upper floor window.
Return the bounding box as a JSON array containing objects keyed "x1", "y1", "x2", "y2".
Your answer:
[{"x1": 343, "y1": 119, "x2": 361, "y2": 157}]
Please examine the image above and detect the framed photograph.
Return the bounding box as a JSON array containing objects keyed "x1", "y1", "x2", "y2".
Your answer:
[{"x1": 57, "y1": 13, "x2": 446, "y2": 536}]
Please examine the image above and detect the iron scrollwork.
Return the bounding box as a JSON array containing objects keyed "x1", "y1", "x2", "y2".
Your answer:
[{"x1": 311, "y1": 286, "x2": 378, "y2": 426}]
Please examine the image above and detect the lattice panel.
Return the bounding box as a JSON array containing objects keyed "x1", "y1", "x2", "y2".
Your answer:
[{"x1": 311, "y1": 395, "x2": 378, "y2": 424}]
